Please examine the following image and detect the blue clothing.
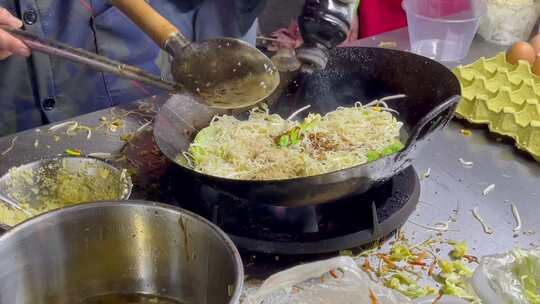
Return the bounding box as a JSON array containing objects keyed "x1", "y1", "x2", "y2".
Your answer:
[{"x1": 0, "y1": 0, "x2": 265, "y2": 136}]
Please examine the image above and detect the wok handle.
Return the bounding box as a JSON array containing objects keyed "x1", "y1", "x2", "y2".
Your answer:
[
  {"x1": 111, "y1": 0, "x2": 190, "y2": 51},
  {"x1": 397, "y1": 95, "x2": 461, "y2": 160},
  {"x1": 2, "y1": 26, "x2": 180, "y2": 92}
]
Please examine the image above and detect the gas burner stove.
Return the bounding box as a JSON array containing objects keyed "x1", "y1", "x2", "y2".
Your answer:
[{"x1": 159, "y1": 166, "x2": 419, "y2": 255}]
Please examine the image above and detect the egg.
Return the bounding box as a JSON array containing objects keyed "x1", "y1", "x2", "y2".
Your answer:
[
  {"x1": 506, "y1": 41, "x2": 536, "y2": 65},
  {"x1": 532, "y1": 55, "x2": 540, "y2": 76},
  {"x1": 530, "y1": 35, "x2": 540, "y2": 55}
]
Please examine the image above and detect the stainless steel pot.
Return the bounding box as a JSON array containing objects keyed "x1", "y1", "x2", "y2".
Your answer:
[{"x1": 0, "y1": 201, "x2": 244, "y2": 304}]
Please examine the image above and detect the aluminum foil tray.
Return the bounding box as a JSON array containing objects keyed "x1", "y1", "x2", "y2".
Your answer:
[{"x1": 454, "y1": 52, "x2": 540, "y2": 161}]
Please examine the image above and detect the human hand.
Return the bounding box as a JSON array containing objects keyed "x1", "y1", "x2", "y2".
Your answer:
[{"x1": 0, "y1": 7, "x2": 30, "y2": 60}]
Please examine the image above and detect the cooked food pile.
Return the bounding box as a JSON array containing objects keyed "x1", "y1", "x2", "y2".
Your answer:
[
  {"x1": 181, "y1": 99, "x2": 404, "y2": 180},
  {"x1": 0, "y1": 159, "x2": 128, "y2": 226}
]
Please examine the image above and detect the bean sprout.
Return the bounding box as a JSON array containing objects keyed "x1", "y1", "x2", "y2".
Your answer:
[
  {"x1": 136, "y1": 121, "x2": 153, "y2": 133},
  {"x1": 421, "y1": 168, "x2": 431, "y2": 179},
  {"x1": 182, "y1": 151, "x2": 195, "y2": 168},
  {"x1": 378, "y1": 94, "x2": 407, "y2": 102},
  {"x1": 483, "y1": 184, "x2": 495, "y2": 196},
  {"x1": 1, "y1": 136, "x2": 18, "y2": 156},
  {"x1": 364, "y1": 94, "x2": 406, "y2": 115},
  {"x1": 287, "y1": 105, "x2": 311, "y2": 121},
  {"x1": 472, "y1": 207, "x2": 494, "y2": 235},
  {"x1": 66, "y1": 122, "x2": 79, "y2": 135},
  {"x1": 459, "y1": 158, "x2": 474, "y2": 168},
  {"x1": 48, "y1": 121, "x2": 78, "y2": 131},
  {"x1": 511, "y1": 203, "x2": 522, "y2": 233},
  {"x1": 408, "y1": 220, "x2": 459, "y2": 232},
  {"x1": 49, "y1": 121, "x2": 92, "y2": 139},
  {"x1": 78, "y1": 126, "x2": 93, "y2": 139}
]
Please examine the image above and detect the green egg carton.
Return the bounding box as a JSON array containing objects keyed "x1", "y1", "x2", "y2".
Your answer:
[{"x1": 453, "y1": 52, "x2": 540, "y2": 161}]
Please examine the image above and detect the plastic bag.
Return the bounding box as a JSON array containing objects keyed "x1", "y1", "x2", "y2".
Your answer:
[
  {"x1": 243, "y1": 256, "x2": 469, "y2": 304},
  {"x1": 477, "y1": 1, "x2": 540, "y2": 46},
  {"x1": 471, "y1": 247, "x2": 540, "y2": 304},
  {"x1": 243, "y1": 256, "x2": 409, "y2": 304}
]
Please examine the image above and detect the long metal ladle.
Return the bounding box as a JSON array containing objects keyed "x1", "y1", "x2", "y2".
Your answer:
[
  {"x1": 3, "y1": 26, "x2": 181, "y2": 93},
  {"x1": 3, "y1": 0, "x2": 279, "y2": 109},
  {"x1": 110, "y1": 0, "x2": 279, "y2": 109}
]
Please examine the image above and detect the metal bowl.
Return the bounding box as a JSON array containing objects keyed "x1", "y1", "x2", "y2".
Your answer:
[
  {"x1": 0, "y1": 157, "x2": 132, "y2": 228},
  {"x1": 0, "y1": 201, "x2": 244, "y2": 304}
]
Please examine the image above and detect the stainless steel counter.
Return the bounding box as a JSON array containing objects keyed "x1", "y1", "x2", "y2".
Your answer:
[
  {"x1": 240, "y1": 30, "x2": 540, "y2": 283},
  {"x1": 347, "y1": 29, "x2": 540, "y2": 256},
  {"x1": 0, "y1": 28, "x2": 538, "y2": 276}
]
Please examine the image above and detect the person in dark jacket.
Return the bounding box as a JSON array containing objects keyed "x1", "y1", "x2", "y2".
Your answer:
[{"x1": 0, "y1": 1, "x2": 266, "y2": 136}]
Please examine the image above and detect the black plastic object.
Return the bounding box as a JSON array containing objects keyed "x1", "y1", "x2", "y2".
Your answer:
[
  {"x1": 154, "y1": 47, "x2": 461, "y2": 207},
  {"x1": 298, "y1": 0, "x2": 352, "y2": 50},
  {"x1": 297, "y1": 0, "x2": 354, "y2": 69},
  {"x1": 161, "y1": 166, "x2": 420, "y2": 255}
]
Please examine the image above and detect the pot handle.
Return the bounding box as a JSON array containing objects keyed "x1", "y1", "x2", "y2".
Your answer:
[{"x1": 397, "y1": 95, "x2": 461, "y2": 160}]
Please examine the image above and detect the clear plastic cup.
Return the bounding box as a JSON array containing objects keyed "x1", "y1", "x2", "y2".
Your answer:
[{"x1": 402, "y1": 0, "x2": 487, "y2": 62}]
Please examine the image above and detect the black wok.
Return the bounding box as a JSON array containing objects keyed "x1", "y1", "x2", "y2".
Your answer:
[{"x1": 154, "y1": 47, "x2": 461, "y2": 207}]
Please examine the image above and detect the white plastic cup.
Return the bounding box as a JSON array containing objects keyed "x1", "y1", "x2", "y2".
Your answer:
[{"x1": 402, "y1": 0, "x2": 487, "y2": 62}]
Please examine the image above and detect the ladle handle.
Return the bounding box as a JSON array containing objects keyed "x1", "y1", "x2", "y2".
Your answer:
[
  {"x1": 111, "y1": 0, "x2": 191, "y2": 51},
  {"x1": 2, "y1": 26, "x2": 180, "y2": 92}
]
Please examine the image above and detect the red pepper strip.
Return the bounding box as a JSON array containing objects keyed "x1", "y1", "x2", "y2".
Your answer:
[
  {"x1": 432, "y1": 292, "x2": 443, "y2": 304},
  {"x1": 369, "y1": 289, "x2": 378, "y2": 304},
  {"x1": 409, "y1": 260, "x2": 427, "y2": 266},
  {"x1": 363, "y1": 258, "x2": 373, "y2": 273},
  {"x1": 377, "y1": 254, "x2": 397, "y2": 268},
  {"x1": 428, "y1": 261, "x2": 437, "y2": 276},
  {"x1": 463, "y1": 255, "x2": 479, "y2": 264},
  {"x1": 329, "y1": 269, "x2": 338, "y2": 279},
  {"x1": 409, "y1": 251, "x2": 428, "y2": 265}
]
